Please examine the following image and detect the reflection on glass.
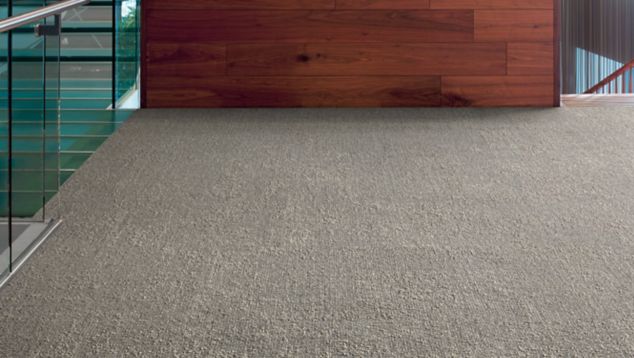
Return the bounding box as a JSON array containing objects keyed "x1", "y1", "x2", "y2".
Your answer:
[
  {"x1": 1, "y1": 4, "x2": 10, "y2": 279},
  {"x1": 1, "y1": 9, "x2": 61, "y2": 275},
  {"x1": 115, "y1": 0, "x2": 140, "y2": 108}
]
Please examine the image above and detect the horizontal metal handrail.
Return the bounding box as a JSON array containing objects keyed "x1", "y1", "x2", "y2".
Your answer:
[{"x1": 0, "y1": 0, "x2": 90, "y2": 33}]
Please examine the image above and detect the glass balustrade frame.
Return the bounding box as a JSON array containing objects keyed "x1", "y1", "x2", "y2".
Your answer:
[{"x1": 0, "y1": 0, "x2": 91, "y2": 288}]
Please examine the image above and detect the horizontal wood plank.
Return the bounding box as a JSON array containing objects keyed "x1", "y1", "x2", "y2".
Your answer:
[
  {"x1": 336, "y1": 0, "x2": 430, "y2": 9},
  {"x1": 507, "y1": 42, "x2": 554, "y2": 75},
  {"x1": 442, "y1": 76, "x2": 554, "y2": 106},
  {"x1": 227, "y1": 43, "x2": 507, "y2": 76},
  {"x1": 475, "y1": 10, "x2": 553, "y2": 42},
  {"x1": 431, "y1": 0, "x2": 552, "y2": 9},
  {"x1": 147, "y1": 76, "x2": 441, "y2": 107},
  {"x1": 146, "y1": 43, "x2": 226, "y2": 78},
  {"x1": 146, "y1": 10, "x2": 474, "y2": 43},
  {"x1": 145, "y1": 0, "x2": 335, "y2": 10}
]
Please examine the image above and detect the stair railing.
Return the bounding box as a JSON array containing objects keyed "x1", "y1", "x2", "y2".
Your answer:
[{"x1": 584, "y1": 59, "x2": 634, "y2": 94}]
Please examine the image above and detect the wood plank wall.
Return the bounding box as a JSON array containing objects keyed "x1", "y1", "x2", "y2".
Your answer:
[{"x1": 142, "y1": 0, "x2": 558, "y2": 107}]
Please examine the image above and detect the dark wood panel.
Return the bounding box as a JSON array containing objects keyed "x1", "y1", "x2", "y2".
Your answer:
[
  {"x1": 142, "y1": 1, "x2": 558, "y2": 107},
  {"x1": 442, "y1": 76, "x2": 554, "y2": 106},
  {"x1": 145, "y1": 0, "x2": 335, "y2": 10},
  {"x1": 146, "y1": 43, "x2": 226, "y2": 78},
  {"x1": 226, "y1": 43, "x2": 506, "y2": 76},
  {"x1": 147, "y1": 76, "x2": 441, "y2": 107},
  {"x1": 146, "y1": 10, "x2": 474, "y2": 43},
  {"x1": 507, "y1": 42, "x2": 554, "y2": 75},
  {"x1": 336, "y1": 0, "x2": 430, "y2": 9},
  {"x1": 475, "y1": 10, "x2": 553, "y2": 41},
  {"x1": 430, "y1": 0, "x2": 552, "y2": 9}
]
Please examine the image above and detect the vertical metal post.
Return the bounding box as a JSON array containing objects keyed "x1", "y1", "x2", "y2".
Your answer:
[
  {"x1": 42, "y1": 24, "x2": 47, "y2": 222},
  {"x1": 55, "y1": 27, "x2": 61, "y2": 214},
  {"x1": 112, "y1": 0, "x2": 116, "y2": 109},
  {"x1": 7, "y1": 0, "x2": 13, "y2": 272}
]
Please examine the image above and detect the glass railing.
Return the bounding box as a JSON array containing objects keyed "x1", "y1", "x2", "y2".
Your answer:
[
  {"x1": 2, "y1": 0, "x2": 140, "y2": 219},
  {"x1": 54, "y1": 0, "x2": 139, "y2": 199},
  {"x1": 1, "y1": 3, "x2": 8, "y2": 279},
  {"x1": 0, "y1": 0, "x2": 140, "y2": 285}
]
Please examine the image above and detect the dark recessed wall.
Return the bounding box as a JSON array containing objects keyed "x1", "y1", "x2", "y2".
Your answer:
[
  {"x1": 561, "y1": 0, "x2": 634, "y2": 94},
  {"x1": 142, "y1": 0, "x2": 558, "y2": 107}
]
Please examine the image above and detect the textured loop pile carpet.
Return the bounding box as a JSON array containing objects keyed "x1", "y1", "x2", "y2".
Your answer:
[{"x1": 1, "y1": 108, "x2": 633, "y2": 356}]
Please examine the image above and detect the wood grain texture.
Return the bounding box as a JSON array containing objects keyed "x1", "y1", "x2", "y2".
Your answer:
[
  {"x1": 147, "y1": 76, "x2": 441, "y2": 107},
  {"x1": 430, "y1": 0, "x2": 552, "y2": 9},
  {"x1": 507, "y1": 42, "x2": 554, "y2": 75},
  {"x1": 442, "y1": 76, "x2": 554, "y2": 106},
  {"x1": 337, "y1": 0, "x2": 430, "y2": 9},
  {"x1": 146, "y1": 43, "x2": 225, "y2": 78},
  {"x1": 227, "y1": 43, "x2": 507, "y2": 76},
  {"x1": 475, "y1": 10, "x2": 554, "y2": 42},
  {"x1": 143, "y1": 0, "x2": 558, "y2": 108},
  {"x1": 146, "y1": 10, "x2": 474, "y2": 43},
  {"x1": 145, "y1": 0, "x2": 335, "y2": 9}
]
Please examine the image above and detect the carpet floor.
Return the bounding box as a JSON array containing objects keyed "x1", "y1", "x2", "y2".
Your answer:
[{"x1": 1, "y1": 108, "x2": 633, "y2": 357}]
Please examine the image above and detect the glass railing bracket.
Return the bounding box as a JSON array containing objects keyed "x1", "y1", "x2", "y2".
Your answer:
[{"x1": 34, "y1": 14, "x2": 61, "y2": 37}]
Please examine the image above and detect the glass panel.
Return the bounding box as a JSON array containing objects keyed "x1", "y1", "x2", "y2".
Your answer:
[
  {"x1": 58, "y1": 1, "x2": 114, "y2": 108},
  {"x1": 12, "y1": 17, "x2": 46, "y2": 220},
  {"x1": 9, "y1": 13, "x2": 61, "y2": 265},
  {"x1": 44, "y1": 14, "x2": 62, "y2": 221},
  {"x1": 12, "y1": 0, "x2": 45, "y2": 16},
  {"x1": 0, "y1": 0, "x2": 97, "y2": 284},
  {"x1": 0, "y1": 1, "x2": 10, "y2": 280},
  {"x1": 114, "y1": 0, "x2": 139, "y2": 108}
]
